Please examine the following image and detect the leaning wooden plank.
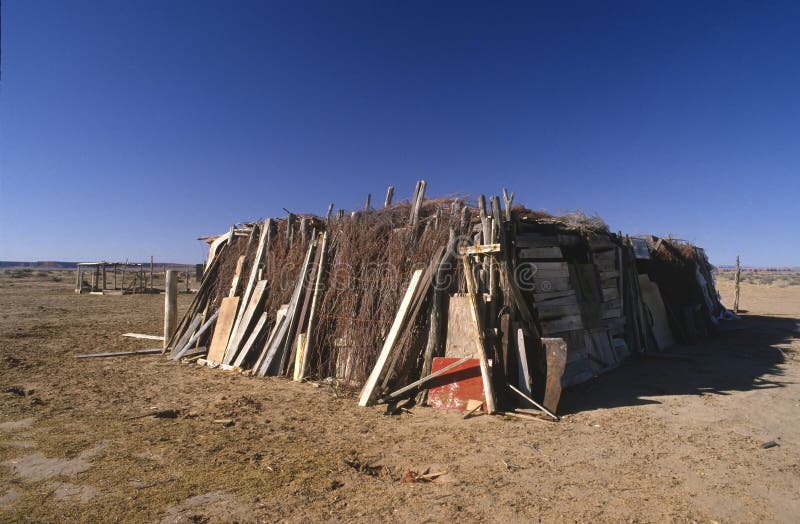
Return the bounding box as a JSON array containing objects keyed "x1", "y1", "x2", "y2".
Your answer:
[
  {"x1": 379, "y1": 356, "x2": 471, "y2": 403},
  {"x1": 228, "y1": 255, "x2": 246, "y2": 297},
  {"x1": 286, "y1": 236, "x2": 324, "y2": 377},
  {"x1": 75, "y1": 348, "x2": 162, "y2": 358},
  {"x1": 508, "y1": 383, "x2": 559, "y2": 421},
  {"x1": 122, "y1": 333, "x2": 165, "y2": 341},
  {"x1": 206, "y1": 297, "x2": 240, "y2": 364},
  {"x1": 251, "y1": 305, "x2": 287, "y2": 374},
  {"x1": 516, "y1": 329, "x2": 533, "y2": 397},
  {"x1": 232, "y1": 311, "x2": 269, "y2": 369},
  {"x1": 297, "y1": 233, "x2": 328, "y2": 381},
  {"x1": 380, "y1": 248, "x2": 442, "y2": 391},
  {"x1": 276, "y1": 240, "x2": 317, "y2": 375},
  {"x1": 173, "y1": 310, "x2": 220, "y2": 360},
  {"x1": 460, "y1": 255, "x2": 496, "y2": 414},
  {"x1": 223, "y1": 279, "x2": 269, "y2": 365},
  {"x1": 169, "y1": 314, "x2": 202, "y2": 358},
  {"x1": 358, "y1": 269, "x2": 424, "y2": 407},
  {"x1": 178, "y1": 346, "x2": 207, "y2": 359},
  {"x1": 542, "y1": 337, "x2": 567, "y2": 414},
  {"x1": 166, "y1": 251, "x2": 223, "y2": 350},
  {"x1": 225, "y1": 220, "x2": 270, "y2": 359}
]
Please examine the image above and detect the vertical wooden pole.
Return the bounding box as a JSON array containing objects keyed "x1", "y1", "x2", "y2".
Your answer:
[
  {"x1": 734, "y1": 255, "x2": 741, "y2": 314},
  {"x1": 364, "y1": 193, "x2": 371, "y2": 212},
  {"x1": 149, "y1": 256, "x2": 154, "y2": 290},
  {"x1": 114, "y1": 265, "x2": 118, "y2": 290},
  {"x1": 461, "y1": 255, "x2": 496, "y2": 414},
  {"x1": 76, "y1": 267, "x2": 82, "y2": 293},
  {"x1": 164, "y1": 270, "x2": 178, "y2": 349},
  {"x1": 384, "y1": 186, "x2": 394, "y2": 207},
  {"x1": 326, "y1": 203, "x2": 334, "y2": 223},
  {"x1": 502, "y1": 188, "x2": 514, "y2": 221},
  {"x1": 101, "y1": 264, "x2": 107, "y2": 290}
]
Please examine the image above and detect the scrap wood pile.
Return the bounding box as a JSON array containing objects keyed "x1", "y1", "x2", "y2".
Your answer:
[{"x1": 163, "y1": 181, "x2": 732, "y2": 418}]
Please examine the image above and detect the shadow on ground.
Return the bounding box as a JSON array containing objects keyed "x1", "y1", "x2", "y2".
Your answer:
[{"x1": 559, "y1": 315, "x2": 799, "y2": 415}]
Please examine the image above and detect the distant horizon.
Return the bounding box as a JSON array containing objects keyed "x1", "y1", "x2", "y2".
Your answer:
[{"x1": 2, "y1": 1, "x2": 799, "y2": 266}]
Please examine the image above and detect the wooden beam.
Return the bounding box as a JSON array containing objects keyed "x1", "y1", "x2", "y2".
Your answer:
[
  {"x1": 206, "y1": 296, "x2": 240, "y2": 364},
  {"x1": 169, "y1": 314, "x2": 202, "y2": 357},
  {"x1": 172, "y1": 309, "x2": 220, "y2": 360},
  {"x1": 458, "y1": 243, "x2": 501, "y2": 255},
  {"x1": 76, "y1": 348, "x2": 162, "y2": 358},
  {"x1": 542, "y1": 337, "x2": 567, "y2": 414},
  {"x1": 297, "y1": 232, "x2": 327, "y2": 381},
  {"x1": 223, "y1": 279, "x2": 269, "y2": 365},
  {"x1": 224, "y1": 220, "x2": 270, "y2": 360},
  {"x1": 508, "y1": 383, "x2": 559, "y2": 421},
  {"x1": 232, "y1": 311, "x2": 269, "y2": 368},
  {"x1": 460, "y1": 255, "x2": 496, "y2": 414},
  {"x1": 381, "y1": 356, "x2": 471, "y2": 403},
  {"x1": 122, "y1": 333, "x2": 165, "y2": 341},
  {"x1": 358, "y1": 269, "x2": 424, "y2": 407},
  {"x1": 516, "y1": 328, "x2": 533, "y2": 397}
]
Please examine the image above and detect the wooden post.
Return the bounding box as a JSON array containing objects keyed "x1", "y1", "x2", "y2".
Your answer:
[
  {"x1": 149, "y1": 256, "x2": 154, "y2": 290},
  {"x1": 384, "y1": 186, "x2": 394, "y2": 207},
  {"x1": 461, "y1": 254, "x2": 496, "y2": 414},
  {"x1": 502, "y1": 188, "x2": 514, "y2": 221},
  {"x1": 326, "y1": 203, "x2": 334, "y2": 222},
  {"x1": 734, "y1": 255, "x2": 741, "y2": 314},
  {"x1": 164, "y1": 270, "x2": 178, "y2": 349},
  {"x1": 364, "y1": 193, "x2": 371, "y2": 212},
  {"x1": 114, "y1": 264, "x2": 118, "y2": 290},
  {"x1": 101, "y1": 264, "x2": 107, "y2": 290},
  {"x1": 75, "y1": 267, "x2": 82, "y2": 293},
  {"x1": 409, "y1": 180, "x2": 426, "y2": 232}
]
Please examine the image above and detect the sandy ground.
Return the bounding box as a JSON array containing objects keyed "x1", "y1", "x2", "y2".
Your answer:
[{"x1": 1, "y1": 271, "x2": 798, "y2": 523}]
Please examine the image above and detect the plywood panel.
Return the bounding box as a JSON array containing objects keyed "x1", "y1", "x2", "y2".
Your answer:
[
  {"x1": 207, "y1": 297, "x2": 240, "y2": 363},
  {"x1": 444, "y1": 294, "x2": 476, "y2": 358}
]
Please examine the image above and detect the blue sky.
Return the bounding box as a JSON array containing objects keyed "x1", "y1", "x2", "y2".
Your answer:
[{"x1": 1, "y1": 1, "x2": 798, "y2": 266}]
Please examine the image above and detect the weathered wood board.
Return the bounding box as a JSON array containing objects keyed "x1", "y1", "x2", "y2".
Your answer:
[
  {"x1": 518, "y1": 246, "x2": 563, "y2": 259},
  {"x1": 638, "y1": 274, "x2": 676, "y2": 350},
  {"x1": 516, "y1": 234, "x2": 559, "y2": 248},
  {"x1": 542, "y1": 338, "x2": 567, "y2": 413},
  {"x1": 541, "y1": 314, "x2": 583, "y2": 334},
  {"x1": 206, "y1": 297, "x2": 240, "y2": 363},
  {"x1": 444, "y1": 294, "x2": 476, "y2": 358},
  {"x1": 536, "y1": 303, "x2": 582, "y2": 320}
]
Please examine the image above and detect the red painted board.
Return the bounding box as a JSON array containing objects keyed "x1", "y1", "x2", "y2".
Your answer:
[{"x1": 427, "y1": 357, "x2": 485, "y2": 412}]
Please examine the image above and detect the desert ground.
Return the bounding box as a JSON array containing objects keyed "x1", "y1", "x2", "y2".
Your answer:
[{"x1": 1, "y1": 270, "x2": 798, "y2": 523}]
